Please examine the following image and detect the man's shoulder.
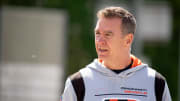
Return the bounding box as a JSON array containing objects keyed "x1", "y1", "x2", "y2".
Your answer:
[
  {"x1": 155, "y1": 71, "x2": 166, "y2": 81},
  {"x1": 138, "y1": 66, "x2": 166, "y2": 81},
  {"x1": 141, "y1": 66, "x2": 167, "y2": 100},
  {"x1": 68, "y1": 71, "x2": 85, "y2": 101},
  {"x1": 69, "y1": 66, "x2": 90, "y2": 80},
  {"x1": 146, "y1": 67, "x2": 166, "y2": 80},
  {"x1": 69, "y1": 71, "x2": 82, "y2": 81},
  {"x1": 153, "y1": 69, "x2": 166, "y2": 101}
]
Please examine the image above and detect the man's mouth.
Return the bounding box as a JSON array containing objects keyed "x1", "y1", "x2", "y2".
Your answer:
[{"x1": 98, "y1": 48, "x2": 108, "y2": 52}]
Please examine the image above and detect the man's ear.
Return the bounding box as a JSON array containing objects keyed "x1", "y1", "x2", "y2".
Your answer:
[{"x1": 125, "y1": 33, "x2": 134, "y2": 47}]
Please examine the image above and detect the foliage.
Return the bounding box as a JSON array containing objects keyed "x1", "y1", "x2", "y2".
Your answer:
[{"x1": 143, "y1": 0, "x2": 180, "y2": 100}]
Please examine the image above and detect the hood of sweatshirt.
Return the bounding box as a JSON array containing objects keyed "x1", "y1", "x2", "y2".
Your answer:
[{"x1": 87, "y1": 54, "x2": 148, "y2": 78}]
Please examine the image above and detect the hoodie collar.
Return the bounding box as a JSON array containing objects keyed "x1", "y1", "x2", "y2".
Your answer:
[
  {"x1": 88, "y1": 54, "x2": 147, "y2": 78},
  {"x1": 130, "y1": 54, "x2": 142, "y2": 68},
  {"x1": 98, "y1": 54, "x2": 142, "y2": 68}
]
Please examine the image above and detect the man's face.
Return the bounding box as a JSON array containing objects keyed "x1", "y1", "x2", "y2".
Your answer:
[{"x1": 94, "y1": 17, "x2": 129, "y2": 62}]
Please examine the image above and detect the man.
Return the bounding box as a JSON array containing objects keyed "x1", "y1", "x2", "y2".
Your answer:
[{"x1": 61, "y1": 6, "x2": 171, "y2": 101}]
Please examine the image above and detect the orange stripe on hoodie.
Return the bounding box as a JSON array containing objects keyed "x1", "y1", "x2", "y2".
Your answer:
[
  {"x1": 130, "y1": 54, "x2": 142, "y2": 68},
  {"x1": 109, "y1": 99, "x2": 118, "y2": 101}
]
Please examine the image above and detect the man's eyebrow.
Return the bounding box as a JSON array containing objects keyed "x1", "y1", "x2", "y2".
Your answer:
[
  {"x1": 94, "y1": 30, "x2": 99, "y2": 33},
  {"x1": 105, "y1": 31, "x2": 113, "y2": 34},
  {"x1": 94, "y1": 30, "x2": 113, "y2": 34}
]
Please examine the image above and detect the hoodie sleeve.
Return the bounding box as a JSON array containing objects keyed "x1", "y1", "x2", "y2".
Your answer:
[
  {"x1": 61, "y1": 78, "x2": 77, "y2": 101},
  {"x1": 162, "y1": 82, "x2": 172, "y2": 101}
]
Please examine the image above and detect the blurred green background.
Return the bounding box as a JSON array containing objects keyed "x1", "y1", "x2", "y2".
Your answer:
[{"x1": 1, "y1": 0, "x2": 179, "y2": 101}]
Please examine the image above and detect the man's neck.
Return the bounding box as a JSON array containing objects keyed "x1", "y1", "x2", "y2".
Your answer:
[
  {"x1": 103, "y1": 55, "x2": 131, "y2": 70},
  {"x1": 111, "y1": 59, "x2": 133, "y2": 74}
]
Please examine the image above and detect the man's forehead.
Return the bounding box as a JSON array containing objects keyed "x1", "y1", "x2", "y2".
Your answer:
[
  {"x1": 94, "y1": 29, "x2": 113, "y2": 34},
  {"x1": 96, "y1": 18, "x2": 121, "y2": 28},
  {"x1": 95, "y1": 19, "x2": 121, "y2": 32}
]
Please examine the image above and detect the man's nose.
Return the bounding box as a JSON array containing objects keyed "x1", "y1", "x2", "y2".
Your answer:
[{"x1": 96, "y1": 36, "x2": 106, "y2": 45}]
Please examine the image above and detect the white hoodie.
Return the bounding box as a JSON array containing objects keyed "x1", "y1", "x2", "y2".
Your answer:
[{"x1": 62, "y1": 56, "x2": 171, "y2": 101}]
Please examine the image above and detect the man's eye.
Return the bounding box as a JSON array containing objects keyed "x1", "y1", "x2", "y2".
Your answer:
[
  {"x1": 105, "y1": 33, "x2": 112, "y2": 36},
  {"x1": 105, "y1": 33, "x2": 110, "y2": 36},
  {"x1": 95, "y1": 32, "x2": 100, "y2": 35}
]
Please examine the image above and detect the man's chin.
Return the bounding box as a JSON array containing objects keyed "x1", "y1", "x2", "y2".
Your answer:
[{"x1": 98, "y1": 55, "x2": 108, "y2": 60}]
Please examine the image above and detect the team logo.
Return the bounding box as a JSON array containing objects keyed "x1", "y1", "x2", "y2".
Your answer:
[{"x1": 121, "y1": 87, "x2": 148, "y2": 97}]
